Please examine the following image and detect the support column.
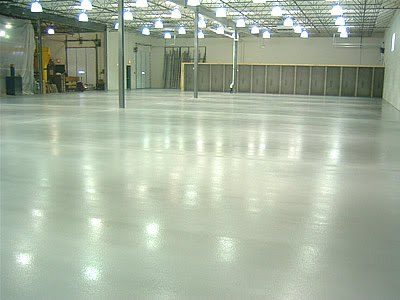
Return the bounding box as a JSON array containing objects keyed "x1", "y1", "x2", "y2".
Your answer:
[
  {"x1": 231, "y1": 28, "x2": 238, "y2": 93},
  {"x1": 37, "y1": 20, "x2": 43, "y2": 94},
  {"x1": 193, "y1": 8, "x2": 199, "y2": 99},
  {"x1": 118, "y1": 0, "x2": 126, "y2": 108},
  {"x1": 104, "y1": 29, "x2": 108, "y2": 91}
]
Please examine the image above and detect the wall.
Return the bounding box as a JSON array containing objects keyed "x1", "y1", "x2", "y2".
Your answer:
[
  {"x1": 169, "y1": 35, "x2": 384, "y2": 65},
  {"x1": 383, "y1": 11, "x2": 400, "y2": 110},
  {"x1": 106, "y1": 30, "x2": 164, "y2": 90},
  {"x1": 43, "y1": 32, "x2": 105, "y2": 83}
]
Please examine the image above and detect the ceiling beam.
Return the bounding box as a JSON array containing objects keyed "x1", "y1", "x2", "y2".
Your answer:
[{"x1": 0, "y1": 3, "x2": 106, "y2": 32}]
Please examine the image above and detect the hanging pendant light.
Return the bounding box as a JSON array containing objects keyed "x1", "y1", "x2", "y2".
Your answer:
[
  {"x1": 293, "y1": 24, "x2": 302, "y2": 33},
  {"x1": 80, "y1": 0, "x2": 92, "y2": 10},
  {"x1": 171, "y1": 7, "x2": 181, "y2": 19},
  {"x1": 335, "y1": 16, "x2": 346, "y2": 26},
  {"x1": 142, "y1": 27, "x2": 150, "y2": 35},
  {"x1": 187, "y1": 0, "x2": 200, "y2": 6},
  {"x1": 300, "y1": 30, "x2": 309, "y2": 38},
  {"x1": 154, "y1": 19, "x2": 163, "y2": 28},
  {"x1": 340, "y1": 31, "x2": 348, "y2": 38},
  {"x1": 47, "y1": 28, "x2": 55, "y2": 35},
  {"x1": 198, "y1": 30, "x2": 205, "y2": 39},
  {"x1": 236, "y1": 18, "x2": 246, "y2": 28},
  {"x1": 178, "y1": 26, "x2": 186, "y2": 34},
  {"x1": 124, "y1": 10, "x2": 133, "y2": 21},
  {"x1": 136, "y1": 0, "x2": 148, "y2": 8},
  {"x1": 262, "y1": 30, "x2": 271, "y2": 39},
  {"x1": 331, "y1": 4, "x2": 343, "y2": 16},
  {"x1": 164, "y1": 32, "x2": 172, "y2": 39},
  {"x1": 250, "y1": 25, "x2": 260, "y2": 34},
  {"x1": 271, "y1": 6, "x2": 282, "y2": 17},
  {"x1": 78, "y1": 11, "x2": 88, "y2": 22},
  {"x1": 198, "y1": 17, "x2": 206, "y2": 28},
  {"x1": 283, "y1": 17, "x2": 294, "y2": 27},
  {"x1": 216, "y1": 7, "x2": 227, "y2": 18},
  {"x1": 30, "y1": 0, "x2": 43, "y2": 13},
  {"x1": 114, "y1": 22, "x2": 119, "y2": 29}
]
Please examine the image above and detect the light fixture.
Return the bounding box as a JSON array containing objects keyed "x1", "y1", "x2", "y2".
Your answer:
[
  {"x1": 154, "y1": 19, "x2": 163, "y2": 28},
  {"x1": 78, "y1": 11, "x2": 88, "y2": 22},
  {"x1": 80, "y1": 0, "x2": 92, "y2": 10},
  {"x1": 339, "y1": 31, "x2": 348, "y2": 38},
  {"x1": 216, "y1": 7, "x2": 227, "y2": 18},
  {"x1": 164, "y1": 32, "x2": 172, "y2": 39},
  {"x1": 283, "y1": 17, "x2": 294, "y2": 27},
  {"x1": 271, "y1": 6, "x2": 282, "y2": 17},
  {"x1": 5, "y1": 23, "x2": 12, "y2": 29},
  {"x1": 142, "y1": 26, "x2": 150, "y2": 35},
  {"x1": 231, "y1": 32, "x2": 239, "y2": 40},
  {"x1": 253, "y1": 0, "x2": 266, "y2": 3},
  {"x1": 0, "y1": 30, "x2": 5, "y2": 37},
  {"x1": 293, "y1": 24, "x2": 302, "y2": 33},
  {"x1": 171, "y1": 7, "x2": 181, "y2": 19},
  {"x1": 198, "y1": 17, "x2": 206, "y2": 28},
  {"x1": 216, "y1": 25, "x2": 224, "y2": 35},
  {"x1": 262, "y1": 30, "x2": 271, "y2": 39},
  {"x1": 124, "y1": 10, "x2": 133, "y2": 21},
  {"x1": 300, "y1": 30, "x2": 309, "y2": 38},
  {"x1": 187, "y1": 0, "x2": 200, "y2": 6},
  {"x1": 136, "y1": 0, "x2": 148, "y2": 8},
  {"x1": 114, "y1": 22, "x2": 119, "y2": 29},
  {"x1": 178, "y1": 26, "x2": 186, "y2": 34},
  {"x1": 337, "y1": 25, "x2": 347, "y2": 33},
  {"x1": 236, "y1": 18, "x2": 246, "y2": 28},
  {"x1": 198, "y1": 30, "x2": 205, "y2": 39},
  {"x1": 251, "y1": 25, "x2": 260, "y2": 34},
  {"x1": 47, "y1": 28, "x2": 55, "y2": 35},
  {"x1": 335, "y1": 16, "x2": 345, "y2": 26},
  {"x1": 331, "y1": 4, "x2": 343, "y2": 16},
  {"x1": 30, "y1": 0, "x2": 43, "y2": 13}
]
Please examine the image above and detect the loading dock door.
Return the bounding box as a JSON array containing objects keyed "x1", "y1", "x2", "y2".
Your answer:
[
  {"x1": 67, "y1": 48, "x2": 96, "y2": 86},
  {"x1": 136, "y1": 46, "x2": 151, "y2": 89}
]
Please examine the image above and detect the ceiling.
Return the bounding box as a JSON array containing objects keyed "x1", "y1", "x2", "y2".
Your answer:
[{"x1": 2, "y1": 0, "x2": 399, "y2": 37}]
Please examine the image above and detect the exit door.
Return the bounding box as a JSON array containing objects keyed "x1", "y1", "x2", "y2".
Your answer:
[
  {"x1": 126, "y1": 65, "x2": 131, "y2": 89},
  {"x1": 136, "y1": 46, "x2": 151, "y2": 89}
]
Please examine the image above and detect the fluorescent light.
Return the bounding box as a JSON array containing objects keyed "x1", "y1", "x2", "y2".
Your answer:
[
  {"x1": 236, "y1": 18, "x2": 246, "y2": 28},
  {"x1": 391, "y1": 33, "x2": 396, "y2": 52},
  {"x1": 31, "y1": 1, "x2": 43, "y2": 13},
  {"x1": 339, "y1": 31, "x2": 348, "y2": 38},
  {"x1": 187, "y1": 0, "x2": 200, "y2": 6},
  {"x1": 331, "y1": 4, "x2": 343, "y2": 16},
  {"x1": 154, "y1": 19, "x2": 163, "y2": 28},
  {"x1": 283, "y1": 17, "x2": 294, "y2": 27},
  {"x1": 114, "y1": 22, "x2": 119, "y2": 29},
  {"x1": 178, "y1": 26, "x2": 186, "y2": 34},
  {"x1": 47, "y1": 28, "x2": 55, "y2": 34},
  {"x1": 253, "y1": 0, "x2": 266, "y2": 3},
  {"x1": 164, "y1": 32, "x2": 172, "y2": 39},
  {"x1": 293, "y1": 24, "x2": 302, "y2": 33},
  {"x1": 216, "y1": 7, "x2": 227, "y2": 18},
  {"x1": 5, "y1": 23, "x2": 12, "y2": 29},
  {"x1": 335, "y1": 16, "x2": 345, "y2": 26},
  {"x1": 300, "y1": 30, "x2": 309, "y2": 38},
  {"x1": 81, "y1": 0, "x2": 92, "y2": 10},
  {"x1": 0, "y1": 31, "x2": 5, "y2": 37},
  {"x1": 171, "y1": 7, "x2": 181, "y2": 19},
  {"x1": 124, "y1": 10, "x2": 133, "y2": 21},
  {"x1": 250, "y1": 25, "x2": 260, "y2": 34},
  {"x1": 78, "y1": 12, "x2": 88, "y2": 22},
  {"x1": 262, "y1": 30, "x2": 271, "y2": 39},
  {"x1": 198, "y1": 30, "x2": 205, "y2": 39},
  {"x1": 271, "y1": 6, "x2": 282, "y2": 17},
  {"x1": 142, "y1": 27, "x2": 150, "y2": 35},
  {"x1": 216, "y1": 25, "x2": 224, "y2": 35},
  {"x1": 136, "y1": 0, "x2": 148, "y2": 8},
  {"x1": 337, "y1": 25, "x2": 347, "y2": 33}
]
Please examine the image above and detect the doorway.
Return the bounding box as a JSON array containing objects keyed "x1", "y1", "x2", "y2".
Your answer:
[{"x1": 136, "y1": 46, "x2": 151, "y2": 89}]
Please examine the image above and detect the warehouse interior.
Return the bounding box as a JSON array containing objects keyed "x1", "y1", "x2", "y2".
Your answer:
[{"x1": 1, "y1": 0, "x2": 400, "y2": 298}]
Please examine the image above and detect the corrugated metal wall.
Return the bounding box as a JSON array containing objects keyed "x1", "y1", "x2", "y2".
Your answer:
[{"x1": 182, "y1": 63, "x2": 384, "y2": 98}]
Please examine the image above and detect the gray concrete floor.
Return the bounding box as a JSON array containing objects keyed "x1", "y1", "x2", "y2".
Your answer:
[{"x1": 1, "y1": 90, "x2": 400, "y2": 299}]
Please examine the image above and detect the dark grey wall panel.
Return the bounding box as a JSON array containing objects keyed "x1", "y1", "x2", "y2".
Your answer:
[
  {"x1": 373, "y1": 68, "x2": 384, "y2": 98},
  {"x1": 357, "y1": 67, "x2": 373, "y2": 97},
  {"x1": 252, "y1": 65, "x2": 265, "y2": 93},
  {"x1": 281, "y1": 66, "x2": 295, "y2": 94},
  {"x1": 224, "y1": 64, "x2": 233, "y2": 91},
  {"x1": 210, "y1": 65, "x2": 224, "y2": 92},
  {"x1": 266, "y1": 66, "x2": 280, "y2": 94},
  {"x1": 341, "y1": 67, "x2": 357, "y2": 96},
  {"x1": 184, "y1": 64, "x2": 193, "y2": 91},
  {"x1": 326, "y1": 67, "x2": 340, "y2": 96},
  {"x1": 238, "y1": 65, "x2": 251, "y2": 92},
  {"x1": 295, "y1": 66, "x2": 310, "y2": 95},
  {"x1": 198, "y1": 64, "x2": 210, "y2": 91},
  {"x1": 311, "y1": 66, "x2": 325, "y2": 95}
]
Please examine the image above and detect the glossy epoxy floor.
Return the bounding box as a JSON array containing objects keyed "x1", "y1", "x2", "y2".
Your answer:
[{"x1": 1, "y1": 90, "x2": 400, "y2": 299}]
